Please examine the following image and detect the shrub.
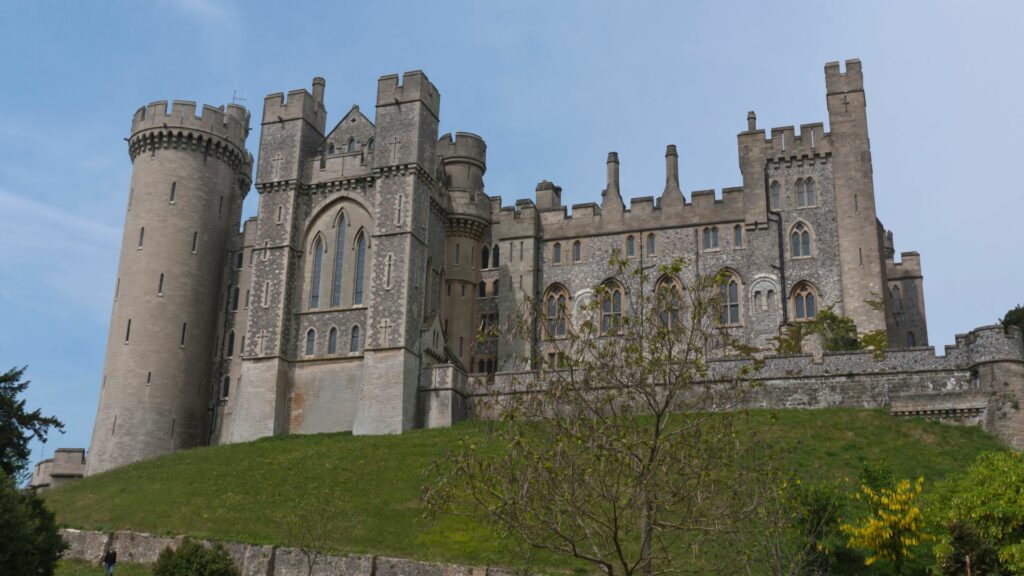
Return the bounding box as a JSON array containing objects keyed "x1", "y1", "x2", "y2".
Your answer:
[
  {"x1": 153, "y1": 541, "x2": 238, "y2": 576},
  {"x1": 0, "y1": 471, "x2": 67, "y2": 576}
]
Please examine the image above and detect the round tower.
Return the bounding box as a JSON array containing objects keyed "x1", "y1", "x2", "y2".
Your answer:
[
  {"x1": 438, "y1": 132, "x2": 488, "y2": 369},
  {"x1": 86, "y1": 100, "x2": 252, "y2": 475}
]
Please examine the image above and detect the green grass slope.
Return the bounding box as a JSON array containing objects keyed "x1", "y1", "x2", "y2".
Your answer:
[{"x1": 46, "y1": 410, "x2": 1003, "y2": 571}]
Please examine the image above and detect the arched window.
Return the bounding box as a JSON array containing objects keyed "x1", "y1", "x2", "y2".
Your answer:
[
  {"x1": 328, "y1": 327, "x2": 338, "y2": 354},
  {"x1": 720, "y1": 275, "x2": 740, "y2": 325},
  {"x1": 626, "y1": 235, "x2": 635, "y2": 257},
  {"x1": 553, "y1": 242, "x2": 562, "y2": 264},
  {"x1": 770, "y1": 181, "x2": 782, "y2": 210},
  {"x1": 353, "y1": 232, "x2": 366, "y2": 305},
  {"x1": 481, "y1": 245, "x2": 490, "y2": 269},
  {"x1": 906, "y1": 331, "x2": 916, "y2": 347},
  {"x1": 790, "y1": 222, "x2": 811, "y2": 258},
  {"x1": 798, "y1": 178, "x2": 815, "y2": 207},
  {"x1": 647, "y1": 233, "x2": 656, "y2": 255},
  {"x1": 601, "y1": 282, "x2": 624, "y2": 334},
  {"x1": 221, "y1": 376, "x2": 230, "y2": 399},
  {"x1": 478, "y1": 359, "x2": 486, "y2": 373},
  {"x1": 226, "y1": 330, "x2": 235, "y2": 357},
  {"x1": 350, "y1": 325, "x2": 360, "y2": 352},
  {"x1": 310, "y1": 237, "x2": 324, "y2": 308},
  {"x1": 572, "y1": 240, "x2": 581, "y2": 262},
  {"x1": 347, "y1": 137, "x2": 357, "y2": 152},
  {"x1": 478, "y1": 281, "x2": 487, "y2": 298},
  {"x1": 305, "y1": 329, "x2": 316, "y2": 355},
  {"x1": 331, "y1": 213, "x2": 347, "y2": 307},
  {"x1": 792, "y1": 282, "x2": 817, "y2": 320},
  {"x1": 702, "y1": 227, "x2": 719, "y2": 250},
  {"x1": 734, "y1": 225, "x2": 743, "y2": 247},
  {"x1": 328, "y1": 142, "x2": 336, "y2": 154},
  {"x1": 891, "y1": 285, "x2": 903, "y2": 312},
  {"x1": 493, "y1": 279, "x2": 499, "y2": 297},
  {"x1": 544, "y1": 285, "x2": 569, "y2": 338},
  {"x1": 492, "y1": 245, "x2": 500, "y2": 268},
  {"x1": 367, "y1": 138, "x2": 375, "y2": 150},
  {"x1": 231, "y1": 286, "x2": 240, "y2": 311},
  {"x1": 487, "y1": 359, "x2": 494, "y2": 374},
  {"x1": 656, "y1": 277, "x2": 683, "y2": 328}
]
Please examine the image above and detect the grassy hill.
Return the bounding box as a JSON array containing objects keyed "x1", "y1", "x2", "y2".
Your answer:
[{"x1": 46, "y1": 409, "x2": 1004, "y2": 572}]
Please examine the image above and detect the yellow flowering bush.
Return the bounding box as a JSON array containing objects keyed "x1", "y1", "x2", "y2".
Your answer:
[{"x1": 841, "y1": 477, "x2": 930, "y2": 575}]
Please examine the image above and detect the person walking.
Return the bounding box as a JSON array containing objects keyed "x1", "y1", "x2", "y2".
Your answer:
[{"x1": 102, "y1": 549, "x2": 117, "y2": 576}]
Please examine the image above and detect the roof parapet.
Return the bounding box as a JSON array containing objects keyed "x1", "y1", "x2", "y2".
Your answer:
[
  {"x1": 825, "y1": 58, "x2": 864, "y2": 95},
  {"x1": 131, "y1": 100, "x2": 250, "y2": 152},
  {"x1": 377, "y1": 70, "x2": 440, "y2": 118}
]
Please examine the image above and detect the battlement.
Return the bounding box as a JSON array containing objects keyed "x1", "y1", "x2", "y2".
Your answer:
[
  {"x1": 131, "y1": 100, "x2": 250, "y2": 152},
  {"x1": 438, "y1": 132, "x2": 486, "y2": 169},
  {"x1": 377, "y1": 70, "x2": 441, "y2": 118},
  {"x1": 739, "y1": 122, "x2": 832, "y2": 162},
  {"x1": 825, "y1": 59, "x2": 864, "y2": 95},
  {"x1": 262, "y1": 81, "x2": 327, "y2": 132},
  {"x1": 887, "y1": 251, "x2": 922, "y2": 278}
]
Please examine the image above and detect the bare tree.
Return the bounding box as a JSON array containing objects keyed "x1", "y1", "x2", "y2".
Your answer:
[{"x1": 425, "y1": 256, "x2": 768, "y2": 576}]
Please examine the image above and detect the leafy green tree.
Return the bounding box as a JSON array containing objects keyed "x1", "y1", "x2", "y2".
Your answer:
[
  {"x1": 0, "y1": 471, "x2": 67, "y2": 576},
  {"x1": 813, "y1": 309, "x2": 861, "y2": 352},
  {"x1": 425, "y1": 257, "x2": 768, "y2": 576},
  {"x1": 753, "y1": 475, "x2": 842, "y2": 576},
  {"x1": 154, "y1": 541, "x2": 238, "y2": 576},
  {"x1": 932, "y1": 451, "x2": 1024, "y2": 575},
  {"x1": 1, "y1": 366, "x2": 64, "y2": 484},
  {"x1": 1001, "y1": 304, "x2": 1024, "y2": 333}
]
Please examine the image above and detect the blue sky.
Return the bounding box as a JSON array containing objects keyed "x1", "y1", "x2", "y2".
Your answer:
[{"x1": 2, "y1": 1, "x2": 1021, "y2": 465}]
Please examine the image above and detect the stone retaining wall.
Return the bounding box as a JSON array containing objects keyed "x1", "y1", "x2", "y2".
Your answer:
[{"x1": 60, "y1": 528, "x2": 514, "y2": 576}]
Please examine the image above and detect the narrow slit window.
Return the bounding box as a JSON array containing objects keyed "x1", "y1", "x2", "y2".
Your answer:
[
  {"x1": 191, "y1": 231, "x2": 198, "y2": 253},
  {"x1": 350, "y1": 325, "x2": 360, "y2": 352},
  {"x1": 328, "y1": 327, "x2": 338, "y2": 354},
  {"x1": 180, "y1": 322, "x2": 187, "y2": 346},
  {"x1": 169, "y1": 181, "x2": 176, "y2": 203},
  {"x1": 138, "y1": 227, "x2": 145, "y2": 249},
  {"x1": 353, "y1": 234, "x2": 366, "y2": 305},
  {"x1": 553, "y1": 242, "x2": 561, "y2": 264},
  {"x1": 572, "y1": 241, "x2": 581, "y2": 262},
  {"x1": 125, "y1": 318, "x2": 131, "y2": 343},
  {"x1": 226, "y1": 331, "x2": 235, "y2": 357},
  {"x1": 305, "y1": 329, "x2": 316, "y2": 356},
  {"x1": 309, "y1": 237, "x2": 324, "y2": 309},
  {"x1": 231, "y1": 286, "x2": 240, "y2": 310},
  {"x1": 626, "y1": 235, "x2": 635, "y2": 257},
  {"x1": 647, "y1": 234, "x2": 655, "y2": 255},
  {"x1": 157, "y1": 273, "x2": 164, "y2": 295},
  {"x1": 221, "y1": 376, "x2": 230, "y2": 398},
  {"x1": 734, "y1": 225, "x2": 743, "y2": 247},
  {"x1": 331, "y1": 213, "x2": 347, "y2": 307}
]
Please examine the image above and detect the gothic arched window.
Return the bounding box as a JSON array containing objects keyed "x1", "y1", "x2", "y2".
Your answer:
[
  {"x1": 221, "y1": 376, "x2": 230, "y2": 399},
  {"x1": 231, "y1": 286, "x2": 240, "y2": 311},
  {"x1": 553, "y1": 242, "x2": 562, "y2": 264},
  {"x1": 481, "y1": 245, "x2": 490, "y2": 269},
  {"x1": 734, "y1": 225, "x2": 743, "y2": 247},
  {"x1": 906, "y1": 331, "x2": 916, "y2": 347},
  {"x1": 310, "y1": 237, "x2": 324, "y2": 308},
  {"x1": 353, "y1": 232, "x2": 366, "y2": 305},
  {"x1": 478, "y1": 281, "x2": 487, "y2": 298},
  {"x1": 328, "y1": 142, "x2": 336, "y2": 154},
  {"x1": 492, "y1": 245, "x2": 500, "y2": 268},
  {"x1": 305, "y1": 329, "x2": 316, "y2": 356},
  {"x1": 656, "y1": 276, "x2": 683, "y2": 328},
  {"x1": 367, "y1": 138, "x2": 375, "y2": 150},
  {"x1": 792, "y1": 282, "x2": 818, "y2": 320},
  {"x1": 572, "y1": 240, "x2": 581, "y2": 262},
  {"x1": 790, "y1": 222, "x2": 812, "y2": 258},
  {"x1": 347, "y1": 137, "x2": 357, "y2": 153},
  {"x1": 601, "y1": 281, "x2": 624, "y2": 334},
  {"x1": 647, "y1": 233, "x2": 656, "y2": 255},
  {"x1": 226, "y1": 330, "x2": 235, "y2": 357},
  {"x1": 796, "y1": 177, "x2": 816, "y2": 207},
  {"x1": 350, "y1": 325, "x2": 360, "y2": 352},
  {"x1": 770, "y1": 181, "x2": 782, "y2": 210},
  {"x1": 702, "y1": 227, "x2": 719, "y2": 250},
  {"x1": 626, "y1": 235, "x2": 635, "y2": 257},
  {"x1": 720, "y1": 275, "x2": 740, "y2": 325},
  {"x1": 891, "y1": 285, "x2": 903, "y2": 312},
  {"x1": 328, "y1": 327, "x2": 338, "y2": 354},
  {"x1": 544, "y1": 285, "x2": 569, "y2": 338},
  {"x1": 331, "y1": 213, "x2": 347, "y2": 307},
  {"x1": 478, "y1": 359, "x2": 486, "y2": 373}
]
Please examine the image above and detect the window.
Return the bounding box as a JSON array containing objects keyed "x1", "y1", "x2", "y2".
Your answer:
[
  {"x1": 350, "y1": 325, "x2": 360, "y2": 352},
  {"x1": 332, "y1": 213, "x2": 347, "y2": 307},
  {"x1": 158, "y1": 273, "x2": 164, "y2": 295},
  {"x1": 544, "y1": 286, "x2": 568, "y2": 338},
  {"x1": 657, "y1": 277, "x2": 683, "y2": 328},
  {"x1": 647, "y1": 233, "x2": 656, "y2": 255},
  {"x1": 191, "y1": 231, "x2": 198, "y2": 253},
  {"x1": 245, "y1": 289, "x2": 250, "y2": 308},
  {"x1": 626, "y1": 235, "x2": 635, "y2": 257},
  {"x1": 455, "y1": 243, "x2": 460, "y2": 265},
  {"x1": 262, "y1": 240, "x2": 269, "y2": 261},
  {"x1": 235, "y1": 252, "x2": 243, "y2": 269},
  {"x1": 262, "y1": 281, "x2": 270, "y2": 308},
  {"x1": 734, "y1": 225, "x2": 743, "y2": 247},
  {"x1": 702, "y1": 227, "x2": 719, "y2": 250},
  {"x1": 138, "y1": 227, "x2": 144, "y2": 249},
  {"x1": 478, "y1": 360, "x2": 485, "y2": 373},
  {"x1": 310, "y1": 237, "x2": 324, "y2": 308},
  {"x1": 125, "y1": 318, "x2": 131, "y2": 343},
  {"x1": 328, "y1": 142, "x2": 336, "y2": 154},
  {"x1": 891, "y1": 285, "x2": 903, "y2": 312},
  {"x1": 770, "y1": 181, "x2": 781, "y2": 210},
  {"x1": 276, "y1": 206, "x2": 284, "y2": 223},
  {"x1": 553, "y1": 242, "x2": 561, "y2": 264},
  {"x1": 367, "y1": 138, "x2": 375, "y2": 150},
  {"x1": 790, "y1": 222, "x2": 811, "y2": 258},
  {"x1": 796, "y1": 178, "x2": 816, "y2": 207},
  {"x1": 478, "y1": 281, "x2": 487, "y2": 298},
  {"x1": 305, "y1": 329, "x2": 316, "y2": 355},
  {"x1": 792, "y1": 283, "x2": 817, "y2": 320},
  {"x1": 572, "y1": 241, "x2": 581, "y2": 262},
  {"x1": 481, "y1": 245, "x2": 490, "y2": 269},
  {"x1": 720, "y1": 276, "x2": 740, "y2": 324},
  {"x1": 221, "y1": 376, "x2": 230, "y2": 399},
  {"x1": 353, "y1": 233, "x2": 366, "y2": 305},
  {"x1": 180, "y1": 322, "x2": 187, "y2": 346},
  {"x1": 492, "y1": 245, "x2": 500, "y2": 268},
  {"x1": 231, "y1": 286, "x2": 240, "y2": 310},
  {"x1": 169, "y1": 181, "x2": 176, "y2": 203},
  {"x1": 328, "y1": 327, "x2": 338, "y2": 354},
  {"x1": 240, "y1": 336, "x2": 245, "y2": 355},
  {"x1": 906, "y1": 331, "x2": 916, "y2": 347},
  {"x1": 601, "y1": 282, "x2": 624, "y2": 334},
  {"x1": 347, "y1": 137, "x2": 357, "y2": 152},
  {"x1": 226, "y1": 331, "x2": 235, "y2": 357}
]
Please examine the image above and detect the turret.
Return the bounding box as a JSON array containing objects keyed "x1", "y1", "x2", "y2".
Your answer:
[
  {"x1": 602, "y1": 151, "x2": 624, "y2": 212},
  {"x1": 660, "y1": 144, "x2": 684, "y2": 208},
  {"x1": 87, "y1": 100, "x2": 252, "y2": 475}
]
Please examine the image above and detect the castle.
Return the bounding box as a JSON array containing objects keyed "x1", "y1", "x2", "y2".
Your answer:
[{"x1": 85, "y1": 59, "x2": 1024, "y2": 476}]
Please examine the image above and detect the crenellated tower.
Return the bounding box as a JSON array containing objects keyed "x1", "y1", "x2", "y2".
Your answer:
[{"x1": 87, "y1": 100, "x2": 252, "y2": 475}]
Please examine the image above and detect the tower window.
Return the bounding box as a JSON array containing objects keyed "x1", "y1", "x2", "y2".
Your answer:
[
  {"x1": 125, "y1": 318, "x2": 131, "y2": 343},
  {"x1": 493, "y1": 279, "x2": 499, "y2": 297},
  {"x1": 572, "y1": 241, "x2": 581, "y2": 262},
  {"x1": 647, "y1": 233, "x2": 656, "y2": 255},
  {"x1": 350, "y1": 325, "x2": 360, "y2": 352},
  {"x1": 601, "y1": 282, "x2": 624, "y2": 334},
  {"x1": 482, "y1": 245, "x2": 490, "y2": 269},
  {"x1": 367, "y1": 138, "x2": 375, "y2": 150},
  {"x1": 478, "y1": 281, "x2": 486, "y2": 298},
  {"x1": 492, "y1": 245, "x2": 500, "y2": 268},
  {"x1": 719, "y1": 276, "x2": 740, "y2": 325},
  {"x1": 221, "y1": 376, "x2": 230, "y2": 399},
  {"x1": 231, "y1": 286, "x2": 240, "y2": 311},
  {"x1": 147, "y1": 371, "x2": 152, "y2": 385},
  {"x1": 191, "y1": 231, "x2": 198, "y2": 253},
  {"x1": 906, "y1": 331, "x2": 916, "y2": 347},
  {"x1": 734, "y1": 225, "x2": 743, "y2": 247},
  {"x1": 553, "y1": 242, "x2": 561, "y2": 264},
  {"x1": 347, "y1": 138, "x2": 357, "y2": 153},
  {"x1": 354, "y1": 233, "x2": 366, "y2": 305},
  {"x1": 544, "y1": 285, "x2": 569, "y2": 338},
  {"x1": 328, "y1": 327, "x2": 338, "y2": 354},
  {"x1": 770, "y1": 181, "x2": 781, "y2": 210},
  {"x1": 235, "y1": 252, "x2": 243, "y2": 269},
  {"x1": 891, "y1": 285, "x2": 903, "y2": 312},
  {"x1": 169, "y1": 181, "x2": 176, "y2": 203},
  {"x1": 310, "y1": 237, "x2": 324, "y2": 309},
  {"x1": 702, "y1": 227, "x2": 719, "y2": 250},
  {"x1": 796, "y1": 178, "x2": 816, "y2": 207},
  {"x1": 305, "y1": 329, "x2": 316, "y2": 356},
  {"x1": 332, "y1": 213, "x2": 347, "y2": 307},
  {"x1": 138, "y1": 227, "x2": 144, "y2": 249},
  {"x1": 226, "y1": 331, "x2": 235, "y2": 357},
  {"x1": 158, "y1": 273, "x2": 164, "y2": 295},
  {"x1": 455, "y1": 243, "x2": 461, "y2": 265},
  {"x1": 791, "y1": 222, "x2": 812, "y2": 258},
  {"x1": 180, "y1": 322, "x2": 187, "y2": 346},
  {"x1": 262, "y1": 281, "x2": 270, "y2": 308},
  {"x1": 792, "y1": 283, "x2": 817, "y2": 320},
  {"x1": 218, "y1": 195, "x2": 224, "y2": 215},
  {"x1": 626, "y1": 235, "x2": 635, "y2": 257}
]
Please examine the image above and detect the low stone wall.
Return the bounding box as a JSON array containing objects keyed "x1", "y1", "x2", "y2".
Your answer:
[{"x1": 60, "y1": 528, "x2": 513, "y2": 576}]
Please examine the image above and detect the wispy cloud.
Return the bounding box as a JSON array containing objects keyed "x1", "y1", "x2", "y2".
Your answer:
[{"x1": 0, "y1": 190, "x2": 120, "y2": 242}]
